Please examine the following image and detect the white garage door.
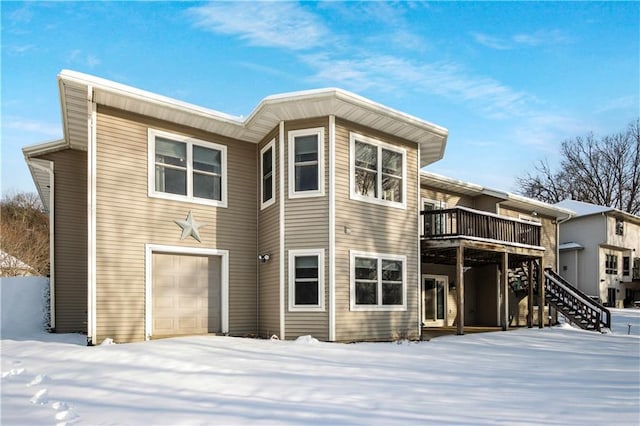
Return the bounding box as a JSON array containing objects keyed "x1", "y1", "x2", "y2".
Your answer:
[{"x1": 152, "y1": 252, "x2": 221, "y2": 337}]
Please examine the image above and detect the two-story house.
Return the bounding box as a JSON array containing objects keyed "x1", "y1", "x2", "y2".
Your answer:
[
  {"x1": 24, "y1": 70, "x2": 574, "y2": 344},
  {"x1": 555, "y1": 199, "x2": 640, "y2": 308}
]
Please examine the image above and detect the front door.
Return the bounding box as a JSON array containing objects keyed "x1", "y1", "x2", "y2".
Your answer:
[{"x1": 423, "y1": 274, "x2": 448, "y2": 326}]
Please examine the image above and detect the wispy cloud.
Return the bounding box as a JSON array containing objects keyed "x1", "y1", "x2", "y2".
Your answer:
[
  {"x1": 3, "y1": 117, "x2": 61, "y2": 137},
  {"x1": 302, "y1": 52, "x2": 535, "y2": 118},
  {"x1": 595, "y1": 95, "x2": 638, "y2": 114},
  {"x1": 186, "y1": 2, "x2": 552, "y2": 122},
  {"x1": 5, "y1": 44, "x2": 36, "y2": 55},
  {"x1": 510, "y1": 114, "x2": 586, "y2": 152},
  {"x1": 471, "y1": 29, "x2": 570, "y2": 50},
  {"x1": 187, "y1": 2, "x2": 330, "y2": 50},
  {"x1": 67, "y1": 49, "x2": 101, "y2": 68}
]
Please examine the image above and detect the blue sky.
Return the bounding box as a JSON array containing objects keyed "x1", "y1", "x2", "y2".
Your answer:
[{"x1": 2, "y1": 1, "x2": 638, "y2": 196}]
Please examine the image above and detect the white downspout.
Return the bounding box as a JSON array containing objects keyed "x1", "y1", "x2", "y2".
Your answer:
[
  {"x1": 328, "y1": 115, "x2": 336, "y2": 341},
  {"x1": 279, "y1": 121, "x2": 285, "y2": 340},
  {"x1": 87, "y1": 86, "x2": 97, "y2": 345}
]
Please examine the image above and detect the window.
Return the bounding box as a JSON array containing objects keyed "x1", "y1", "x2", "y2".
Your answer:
[
  {"x1": 288, "y1": 249, "x2": 324, "y2": 311},
  {"x1": 622, "y1": 256, "x2": 630, "y2": 276},
  {"x1": 288, "y1": 128, "x2": 324, "y2": 198},
  {"x1": 350, "y1": 251, "x2": 406, "y2": 311},
  {"x1": 260, "y1": 140, "x2": 275, "y2": 209},
  {"x1": 422, "y1": 199, "x2": 447, "y2": 236},
  {"x1": 149, "y1": 129, "x2": 227, "y2": 207},
  {"x1": 350, "y1": 133, "x2": 406, "y2": 208},
  {"x1": 605, "y1": 254, "x2": 618, "y2": 275},
  {"x1": 615, "y1": 218, "x2": 624, "y2": 235}
]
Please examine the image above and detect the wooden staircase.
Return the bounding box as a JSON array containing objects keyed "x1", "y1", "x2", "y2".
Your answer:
[{"x1": 544, "y1": 268, "x2": 611, "y2": 332}]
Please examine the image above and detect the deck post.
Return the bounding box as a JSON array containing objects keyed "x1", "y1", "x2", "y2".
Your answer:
[
  {"x1": 527, "y1": 259, "x2": 533, "y2": 328},
  {"x1": 501, "y1": 251, "x2": 509, "y2": 331},
  {"x1": 456, "y1": 244, "x2": 464, "y2": 335},
  {"x1": 538, "y1": 258, "x2": 545, "y2": 328}
]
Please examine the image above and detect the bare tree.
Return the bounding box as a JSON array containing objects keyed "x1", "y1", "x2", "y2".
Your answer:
[
  {"x1": 0, "y1": 192, "x2": 49, "y2": 276},
  {"x1": 517, "y1": 119, "x2": 640, "y2": 215}
]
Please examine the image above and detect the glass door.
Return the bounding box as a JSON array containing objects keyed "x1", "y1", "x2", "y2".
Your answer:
[{"x1": 423, "y1": 275, "x2": 448, "y2": 326}]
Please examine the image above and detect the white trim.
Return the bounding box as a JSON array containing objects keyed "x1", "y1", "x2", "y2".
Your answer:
[
  {"x1": 87, "y1": 88, "x2": 97, "y2": 344},
  {"x1": 56, "y1": 70, "x2": 448, "y2": 167},
  {"x1": 422, "y1": 198, "x2": 447, "y2": 210},
  {"x1": 349, "y1": 250, "x2": 407, "y2": 312},
  {"x1": 278, "y1": 122, "x2": 285, "y2": 340},
  {"x1": 422, "y1": 274, "x2": 449, "y2": 326},
  {"x1": 328, "y1": 115, "x2": 336, "y2": 341},
  {"x1": 416, "y1": 147, "x2": 421, "y2": 336},
  {"x1": 260, "y1": 139, "x2": 276, "y2": 210},
  {"x1": 144, "y1": 244, "x2": 229, "y2": 340},
  {"x1": 288, "y1": 248, "x2": 325, "y2": 312},
  {"x1": 349, "y1": 132, "x2": 407, "y2": 210},
  {"x1": 288, "y1": 127, "x2": 325, "y2": 199},
  {"x1": 147, "y1": 128, "x2": 228, "y2": 208}
]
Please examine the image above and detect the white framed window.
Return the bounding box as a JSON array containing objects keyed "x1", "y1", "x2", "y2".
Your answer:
[
  {"x1": 148, "y1": 129, "x2": 227, "y2": 207},
  {"x1": 422, "y1": 198, "x2": 447, "y2": 236},
  {"x1": 288, "y1": 128, "x2": 325, "y2": 198},
  {"x1": 260, "y1": 139, "x2": 275, "y2": 209},
  {"x1": 288, "y1": 249, "x2": 325, "y2": 312},
  {"x1": 350, "y1": 250, "x2": 406, "y2": 311},
  {"x1": 350, "y1": 132, "x2": 406, "y2": 209}
]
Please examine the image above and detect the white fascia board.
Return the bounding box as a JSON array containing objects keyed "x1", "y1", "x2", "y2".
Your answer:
[
  {"x1": 22, "y1": 139, "x2": 68, "y2": 157},
  {"x1": 58, "y1": 70, "x2": 448, "y2": 156},
  {"x1": 419, "y1": 170, "x2": 485, "y2": 195},
  {"x1": 59, "y1": 70, "x2": 244, "y2": 126}
]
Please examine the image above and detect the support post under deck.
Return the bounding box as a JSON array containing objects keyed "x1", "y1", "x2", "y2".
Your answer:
[
  {"x1": 527, "y1": 259, "x2": 533, "y2": 328},
  {"x1": 501, "y1": 252, "x2": 509, "y2": 331},
  {"x1": 538, "y1": 258, "x2": 545, "y2": 328},
  {"x1": 456, "y1": 245, "x2": 464, "y2": 335}
]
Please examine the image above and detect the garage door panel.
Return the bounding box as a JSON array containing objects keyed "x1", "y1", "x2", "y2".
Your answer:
[{"x1": 152, "y1": 252, "x2": 222, "y2": 337}]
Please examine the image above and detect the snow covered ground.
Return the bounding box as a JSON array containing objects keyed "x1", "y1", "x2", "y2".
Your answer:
[{"x1": 2, "y1": 278, "x2": 639, "y2": 425}]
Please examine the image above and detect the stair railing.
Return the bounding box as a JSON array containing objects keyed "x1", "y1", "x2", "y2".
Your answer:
[{"x1": 544, "y1": 268, "x2": 611, "y2": 331}]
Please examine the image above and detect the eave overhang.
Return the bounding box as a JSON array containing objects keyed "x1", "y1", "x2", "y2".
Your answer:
[
  {"x1": 27, "y1": 70, "x2": 448, "y2": 167},
  {"x1": 420, "y1": 170, "x2": 574, "y2": 219}
]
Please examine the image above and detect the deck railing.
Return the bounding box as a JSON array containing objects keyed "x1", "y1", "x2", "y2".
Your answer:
[{"x1": 421, "y1": 206, "x2": 541, "y2": 247}]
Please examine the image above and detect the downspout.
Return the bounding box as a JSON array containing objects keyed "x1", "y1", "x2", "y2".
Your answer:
[
  {"x1": 87, "y1": 85, "x2": 97, "y2": 345},
  {"x1": 416, "y1": 148, "x2": 422, "y2": 338},
  {"x1": 328, "y1": 115, "x2": 336, "y2": 341},
  {"x1": 279, "y1": 121, "x2": 285, "y2": 340},
  {"x1": 256, "y1": 143, "x2": 260, "y2": 337},
  {"x1": 556, "y1": 214, "x2": 572, "y2": 272}
]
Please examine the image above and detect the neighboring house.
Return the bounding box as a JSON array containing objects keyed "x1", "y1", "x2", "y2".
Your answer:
[
  {"x1": 0, "y1": 250, "x2": 36, "y2": 277},
  {"x1": 23, "y1": 70, "x2": 571, "y2": 344},
  {"x1": 555, "y1": 199, "x2": 640, "y2": 308}
]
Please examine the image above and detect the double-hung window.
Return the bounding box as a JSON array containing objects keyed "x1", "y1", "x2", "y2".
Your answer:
[
  {"x1": 605, "y1": 254, "x2": 618, "y2": 275},
  {"x1": 288, "y1": 249, "x2": 325, "y2": 311},
  {"x1": 350, "y1": 133, "x2": 406, "y2": 208},
  {"x1": 149, "y1": 129, "x2": 227, "y2": 207},
  {"x1": 350, "y1": 251, "x2": 406, "y2": 311},
  {"x1": 288, "y1": 128, "x2": 324, "y2": 198},
  {"x1": 261, "y1": 140, "x2": 275, "y2": 209}
]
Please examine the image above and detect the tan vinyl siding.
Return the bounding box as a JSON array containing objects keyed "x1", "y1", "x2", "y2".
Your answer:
[
  {"x1": 498, "y1": 206, "x2": 557, "y2": 268},
  {"x1": 94, "y1": 106, "x2": 257, "y2": 343},
  {"x1": 334, "y1": 118, "x2": 419, "y2": 342},
  {"x1": 420, "y1": 186, "x2": 474, "y2": 208},
  {"x1": 284, "y1": 118, "x2": 329, "y2": 341},
  {"x1": 37, "y1": 149, "x2": 87, "y2": 333},
  {"x1": 257, "y1": 130, "x2": 280, "y2": 338}
]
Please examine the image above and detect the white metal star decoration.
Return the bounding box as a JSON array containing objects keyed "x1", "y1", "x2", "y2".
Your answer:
[{"x1": 174, "y1": 211, "x2": 206, "y2": 242}]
